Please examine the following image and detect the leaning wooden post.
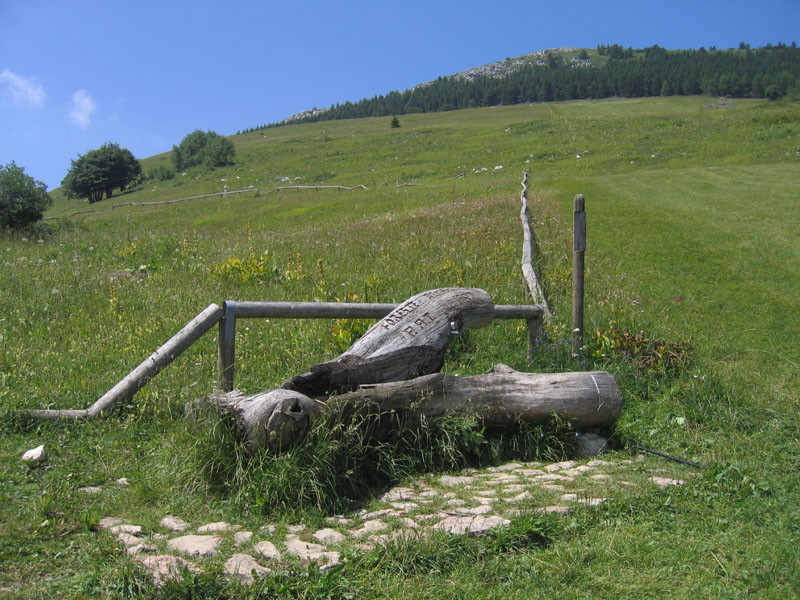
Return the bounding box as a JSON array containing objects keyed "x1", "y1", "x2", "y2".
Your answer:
[
  {"x1": 217, "y1": 301, "x2": 236, "y2": 392},
  {"x1": 519, "y1": 170, "x2": 551, "y2": 359},
  {"x1": 572, "y1": 194, "x2": 586, "y2": 348}
]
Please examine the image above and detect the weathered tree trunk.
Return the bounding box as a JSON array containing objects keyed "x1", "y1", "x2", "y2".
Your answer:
[
  {"x1": 199, "y1": 388, "x2": 322, "y2": 451},
  {"x1": 282, "y1": 287, "x2": 494, "y2": 397},
  {"x1": 204, "y1": 366, "x2": 621, "y2": 452},
  {"x1": 331, "y1": 365, "x2": 622, "y2": 429}
]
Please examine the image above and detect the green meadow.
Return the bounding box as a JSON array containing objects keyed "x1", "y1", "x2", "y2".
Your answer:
[{"x1": 1, "y1": 96, "x2": 799, "y2": 597}]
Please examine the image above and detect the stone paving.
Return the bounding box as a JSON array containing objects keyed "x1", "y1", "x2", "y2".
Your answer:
[{"x1": 95, "y1": 456, "x2": 687, "y2": 587}]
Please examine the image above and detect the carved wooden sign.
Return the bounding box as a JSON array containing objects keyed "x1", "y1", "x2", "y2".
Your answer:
[{"x1": 282, "y1": 287, "x2": 494, "y2": 397}]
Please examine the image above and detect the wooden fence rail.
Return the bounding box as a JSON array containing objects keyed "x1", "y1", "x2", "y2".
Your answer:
[{"x1": 216, "y1": 300, "x2": 544, "y2": 392}]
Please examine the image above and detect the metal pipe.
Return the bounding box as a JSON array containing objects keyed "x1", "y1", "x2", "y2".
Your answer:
[{"x1": 231, "y1": 301, "x2": 543, "y2": 320}]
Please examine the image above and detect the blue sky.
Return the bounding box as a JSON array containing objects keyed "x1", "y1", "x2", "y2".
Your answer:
[{"x1": 1, "y1": 0, "x2": 798, "y2": 189}]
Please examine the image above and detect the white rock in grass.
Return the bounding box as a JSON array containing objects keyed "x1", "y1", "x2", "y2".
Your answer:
[
  {"x1": 439, "y1": 475, "x2": 473, "y2": 487},
  {"x1": 110, "y1": 524, "x2": 142, "y2": 535},
  {"x1": 198, "y1": 521, "x2": 240, "y2": 533},
  {"x1": 224, "y1": 553, "x2": 270, "y2": 585},
  {"x1": 167, "y1": 534, "x2": 222, "y2": 557},
  {"x1": 506, "y1": 491, "x2": 533, "y2": 503},
  {"x1": 253, "y1": 540, "x2": 281, "y2": 560},
  {"x1": 160, "y1": 515, "x2": 189, "y2": 531},
  {"x1": 98, "y1": 517, "x2": 124, "y2": 530},
  {"x1": 21, "y1": 445, "x2": 45, "y2": 463},
  {"x1": 434, "y1": 515, "x2": 510, "y2": 535},
  {"x1": 456, "y1": 504, "x2": 493, "y2": 515},
  {"x1": 234, "y1": 531, "x2": 253, "y2": 546},
  {"x1": 136, "y1": 555, "x2": 198, "y2": 588},
  {"x1": 351, "y1": 519, "x2": 387, "y2": 538},
  {"x1": 284, "y1": 535, "x2": 340, "y2": 566},
  {"x1": 651, "y1": 477, "x2": 685, "y2": 488},
  {"x1": 577, "y1": 497, "x2": 609, "y2": 506},
  {"x1": 117, "y1": 532, "x2": 146, "y2": 547},
  {"x1": 313, "y1": 528, "x2": 345, "y2": 545},
  {"x1": 536, "y1": 505, "x2": 571, "y2": 515},
  {"x1": 126, "y1": 543, "x2": 157, "y2": 556}
]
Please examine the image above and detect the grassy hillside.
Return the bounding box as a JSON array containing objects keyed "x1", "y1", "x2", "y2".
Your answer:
[{"x1": 2, "y1": 96, "x2": 799, "y2": 597}]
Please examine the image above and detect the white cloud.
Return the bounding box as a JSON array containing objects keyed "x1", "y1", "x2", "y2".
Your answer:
[
  {"x1": 68, "y1": 90, "x2": 96, "y2": 128},
  {"x1": 0, "y1": 69, "x2": 46, "y2": 108}
]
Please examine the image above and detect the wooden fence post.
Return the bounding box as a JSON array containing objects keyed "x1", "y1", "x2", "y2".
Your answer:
[
  {"x1": 572, "y1": 194, "x2": 586, "y2": 348},
  {"x1": 217, "y1": 301, "x2": 236, "y2": 392}
]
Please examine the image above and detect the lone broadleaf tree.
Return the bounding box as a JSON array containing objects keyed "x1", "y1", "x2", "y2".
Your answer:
[
  {"x1": 62, "y1": 143, "x2": 142, "y2": 203},
  {"x1": 0, "y1": 162, "x2": 52, "y2": 228}
]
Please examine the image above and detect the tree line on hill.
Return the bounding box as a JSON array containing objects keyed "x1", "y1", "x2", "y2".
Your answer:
[
  {"x1": 59, "y1": 130, "x2": 235, "y2": 204},
  {"x1": 3, "y1": 128, "x2": 237, "y2": 228},
  {"x1": 242, "y1": 43, "x2": 799, "y2": 132}
]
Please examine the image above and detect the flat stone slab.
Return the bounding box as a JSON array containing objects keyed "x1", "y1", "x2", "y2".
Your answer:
[
  {"x1": 234, "y1": 531, "x2": 253, "y2": 545},
  {"x1": 99, "y1": 517, "x2": 124, "y2": 530},
  {"x1": 577, "y1": 497, "x2": 609, "y2": 506},
  {"x1": 380, "y1": 487, "x2": 417, "y2": 502},
  {"x1": 544, "y1": 460, "x2": 577, "y2": 472},
  {"x1": 514, "y1": 469, "x2": 546, "y2": 476},
  {"x1": 160, "y1": 515, "x2": 189, "y2": 531},
  {"x1": 455, "y1": 504, "x2": 493, "y2": 515},
  {"x1": 439, "y1": 475, "x2": 473, "y2": 487},
  {"x1": 224, "y1": 553, "x2": 270, "y2": 584},
  {"x1": 360, "y1": 508, "x2": 395, "y2": 520},
  {"x1": 536, "y1": 505, "x2": 572, "y2": 515},
  {"x1": 136, "y1": 554, "x2": 198, "y2": 587},
  {"x1": 434, "y1": 515, "x2": 511, "y2": 535},
  {"x1": 117, "y1": 532, "x2": 146, "y2": 547},
  {"x1": 253, "y1": 540, "x2": 281, "y2": 560},
  {"x1": 126, "y1": 543, "x2": 157, "y2": 556},
  {"x1": 351, "y1": 519, "x2": 387, "y2": 538},
  {"x1": 110, "y1": 524, "x2": 142, "y2": 535},
  {"x1": 488, "y1": 463, "x2": 523, "y2": 472},
  {"x1": 506, "y1": 491, "x2": 533, "y2": 503},
  {"x1": 313, "y1": 528, "x2": 346, "y2": 545},
  {"x1": 198, "y1": 521, "x2": 240, "y2": 533},
  {"x1": 501, "y1": 484, "x2": 526, "y2": 494},
  {"x1": 284, "y1": 535, "x2": 339, "y2": 566},
  {"x1": 651, "y1": 477, "x2": 685, "y2": 488},
  {"x1": 167, "y1": 535, "x2": 222, "y2": 557}
]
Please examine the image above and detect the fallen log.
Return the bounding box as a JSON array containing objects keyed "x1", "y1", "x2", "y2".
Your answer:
[
  {"x1": 282, "y1": 287, "x2": 494, "y2": 397},
  {"x1": 333, "y1": 365, "x2": 622, "y2": 429},
  {"x1": 201, "y1": 365, "x2": 622, "y2": 452}
]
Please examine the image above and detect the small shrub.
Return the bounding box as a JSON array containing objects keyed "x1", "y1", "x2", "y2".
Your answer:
[{"x1": 593, "y1": 325, "x2": 691, "y2": 375}]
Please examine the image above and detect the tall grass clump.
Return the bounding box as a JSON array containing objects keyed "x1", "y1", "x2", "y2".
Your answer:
[{"x1": 186, "y1": 405, "x2": 578, "y2": 516}]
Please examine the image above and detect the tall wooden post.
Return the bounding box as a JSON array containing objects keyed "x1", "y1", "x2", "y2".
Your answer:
[
  {"x1": 572, "y1": 194, "x2": 586, "y2": 348},
  {"x1": 217, "y1": 301, "x2": 236, "y2": 392}
]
